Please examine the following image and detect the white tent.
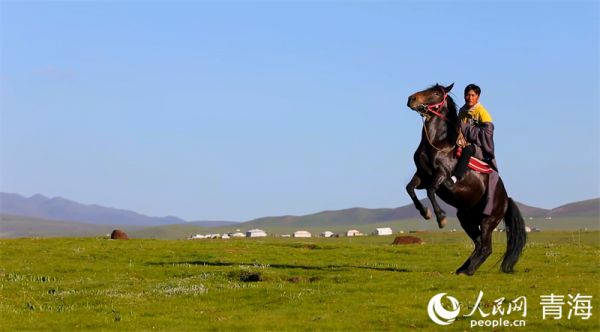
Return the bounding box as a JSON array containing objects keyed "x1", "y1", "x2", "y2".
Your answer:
[
  {"x1": 231, "y1": 232, "x2": 245, "y2": 238},
  {"x1": 246, "y1": 229, "x2": 267, "y2": 237},
  {"x1": 373, "y1": 227, "x2": 393, "y2": 236},
  {"x1": 293, "y1": 230, "x2": 312, "y2": 238},
  {"x1": 346, "y1": 229, "x2": 362, "y2": 237},
  {"x1": 321, "y1": 231, "x2": 334, "y2": 237}
]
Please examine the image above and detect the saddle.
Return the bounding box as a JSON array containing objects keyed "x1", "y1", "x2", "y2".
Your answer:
[{"x1": 468, "y1": 157, "x2": 494, "y2": 174}]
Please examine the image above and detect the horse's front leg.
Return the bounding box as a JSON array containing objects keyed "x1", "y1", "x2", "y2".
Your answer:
[
  {"x1": 426, "y1": 172, "x2": 447, "y2": 228},
  {"x1": 406, "y1": 173, "x2": 431, "y2": 220}
]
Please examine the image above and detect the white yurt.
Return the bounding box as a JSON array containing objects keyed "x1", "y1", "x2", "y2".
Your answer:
[
  {"x1": 373, "y1": 227, "x2": 393, "y2": 236},
  {"x1": 293, "y1": 230, "x2": 312, "y2": 238},
  {"x1": 246, "y1": 229, "x2": 267, "y2": 238},
  {"x1": 321, "y1": 231, "x2": 334, "y2": 237}
]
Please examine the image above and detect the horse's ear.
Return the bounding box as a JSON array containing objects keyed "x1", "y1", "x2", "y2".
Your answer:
[{"x1": 444, "y1": 83, "x2": 454, "y2": 93}]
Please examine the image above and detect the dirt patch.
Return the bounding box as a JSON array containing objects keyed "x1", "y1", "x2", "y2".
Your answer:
[
  {"x1": 229, "y1": 270, "x2": 262, "y2": 282},
  {"x1": 110, "y1": 229, "x2": 129, "y2": 240},
  {"x1": 287, "y1": 276, "x2": 302, "y2": 283},
  {"x1": 392, "y1": 236, "x2": 424, "y2": 245}
]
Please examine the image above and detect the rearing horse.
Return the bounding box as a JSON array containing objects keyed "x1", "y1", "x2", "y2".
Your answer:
[{"x1": 406, "y1": 83, "x2": 526, "y2": 275}]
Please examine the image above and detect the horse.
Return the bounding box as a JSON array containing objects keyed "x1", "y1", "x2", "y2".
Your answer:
[{"x1": 405, "y1": 83, "x2": 526, "y2": 275}]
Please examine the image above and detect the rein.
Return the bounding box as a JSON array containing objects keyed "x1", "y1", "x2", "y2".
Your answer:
[
  {"x1": 425, "y1": 107, "x2": 448, "y2": 122},
  {"x1": 422, "y1": 116, "x2": 456, "y2": 153},
  {"x1": 417, "y1": 92, "x2": 455, "y2": 153}
]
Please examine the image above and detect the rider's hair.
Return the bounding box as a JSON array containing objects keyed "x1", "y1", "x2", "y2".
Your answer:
[{"x1": 464, "y1": 84, "x2": 481, "y2": 96}]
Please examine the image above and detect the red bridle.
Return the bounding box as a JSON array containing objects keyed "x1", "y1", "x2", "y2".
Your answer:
[{"x1": 422, "y1": 91, "x2": 448, "y2": 121}]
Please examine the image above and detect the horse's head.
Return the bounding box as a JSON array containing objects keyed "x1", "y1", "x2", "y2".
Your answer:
[{"x1": 407, "y1": 83, "x2": 454, "y2": 115}]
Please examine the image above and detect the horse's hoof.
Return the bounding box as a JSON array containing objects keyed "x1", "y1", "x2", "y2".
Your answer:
[
  {"x1": 423, "y1": 208, "x2": 432, "y2": 220},
  {"x1": 437, "y1": 217, "x2": 447, "y2": 228},
  {"x1": 455, "y1": 269, "x2": 472, "y2": 276}
]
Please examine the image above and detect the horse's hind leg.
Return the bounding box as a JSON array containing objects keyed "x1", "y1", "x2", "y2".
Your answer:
[
  {"x1": 406, "y1": 174, "x2": 431, "y2": 220},
  {"x1": 456, "y1": 214, "x2": 498, "y2": 275},
  {"x1": 455, "y1": 213, "x2": 481, "y2": 275}
]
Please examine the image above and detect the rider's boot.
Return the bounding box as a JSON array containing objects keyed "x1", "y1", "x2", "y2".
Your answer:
[{"x1": 444, "y1": 175, "x2": 459, "y2": 189}]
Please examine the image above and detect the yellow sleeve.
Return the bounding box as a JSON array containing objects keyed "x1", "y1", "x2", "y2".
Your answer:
[{"x1": 474, "y1": 104, "x2": 493, "y2": 123}]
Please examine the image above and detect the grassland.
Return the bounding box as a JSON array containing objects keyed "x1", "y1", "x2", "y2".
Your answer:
[{"x1": 1, "y1": 231, "x2": 599, "y2": 331}]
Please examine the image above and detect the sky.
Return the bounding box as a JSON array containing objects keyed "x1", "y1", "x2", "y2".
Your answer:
[{"x1": 1, "y1": 0, "x2": 598, "y2": 222}]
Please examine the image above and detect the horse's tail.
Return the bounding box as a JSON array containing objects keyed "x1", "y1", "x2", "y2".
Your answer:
[{"x1": 501, "y1": 197, "x2": 527, "y2": 273}]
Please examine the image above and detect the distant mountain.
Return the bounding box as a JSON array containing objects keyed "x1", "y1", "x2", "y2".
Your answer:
[
  {"x1": 547, "y1": 198, "x2": 600, "y2": 218},
  {"x1": 1, "y1": 192, "x2": 596, "y2": 239},
  {"x1": 132, "y1": 198, "x2": 598, "y2": 239},
  {"x1": 512, "y1": 201, "x2": 550, "y2": 218},
  {"x1": 240, "y1": 207, "x2": 415, "y2": 230},
  {"x1": 0, "y1": 193, "x2": 186, "y2": 226},
  {"x1": 0, "y1": 214, "x2": 133, "y2": 238},
  {"x1": 237, "y1": 199, "x2": 558, "y2": 230}
]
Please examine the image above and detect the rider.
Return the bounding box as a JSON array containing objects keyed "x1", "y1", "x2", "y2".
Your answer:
[{"x1": 445, "y1": 84, "x2": 496, "y2": 188}]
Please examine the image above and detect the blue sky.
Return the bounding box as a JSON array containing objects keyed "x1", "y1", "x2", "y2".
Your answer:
[{"x1": 1, "y1": 1, "x2": 598, "y2": 221}]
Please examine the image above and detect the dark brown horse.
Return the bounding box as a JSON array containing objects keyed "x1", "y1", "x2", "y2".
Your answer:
[{"x1": 406, "y1": 83, "x2": 526, "y2": 275}]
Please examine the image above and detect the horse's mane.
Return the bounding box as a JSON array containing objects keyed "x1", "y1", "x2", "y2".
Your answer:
[
  {"x1": 445, "y1": 95, "x2": 459, "y2": 124},
  {"x1": 430, "y1": 84, "x2": 460, "y2": 141}
]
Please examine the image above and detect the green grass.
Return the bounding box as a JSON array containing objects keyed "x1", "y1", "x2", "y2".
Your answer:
[{"x1": 1, "y1": 231, "x2": 599, "y2": 331}]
